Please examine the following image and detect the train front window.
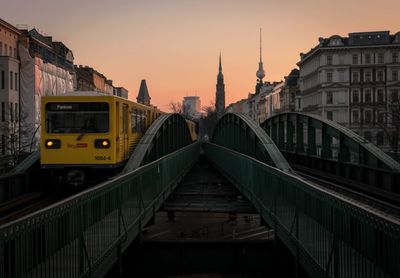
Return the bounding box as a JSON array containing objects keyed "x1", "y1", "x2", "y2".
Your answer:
[{"x1": 46, "y1": 102, "x2": 109, "y2": 133}]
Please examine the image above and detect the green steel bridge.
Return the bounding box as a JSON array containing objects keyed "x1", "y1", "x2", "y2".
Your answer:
[{"x1": 0, "y1": 112, "x2": 399, "y2": 278}]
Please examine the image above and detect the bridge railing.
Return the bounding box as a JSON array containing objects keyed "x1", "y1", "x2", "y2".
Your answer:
[
  {"x1": 0, "y1": 151, "x2": 40, "y2": 203},
  {"x1": 262, "y1": 113, "x2": 400, "y2": 197},
  {"x1": 0, "y1": 143, "x2": 199, "y2": 278},
  {"x1": 205, "y1": 142, "x2": 400, "y2": 278}
]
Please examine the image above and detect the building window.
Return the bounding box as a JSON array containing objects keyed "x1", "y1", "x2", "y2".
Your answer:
[
  {"x1": 377, "y1": 112, "x2": 385, "y2": 124},
  {"x1": 391, "y1": 90, "x2": 399, "y2": 102},
  {"x1": 352, "y1": 110, "x2": 359, "y2": 123},
  {"x1": 14, "y1": 72, "x2": 17, "y2": 91},
  {"x1": 0, "y1": 42, "x2": 2, "y2": 55},
  {"x1": 326, "y1": 92, "x2": 333, "y2": 104},
  {"x1": 392, "y1": 70, "x2": 399, "y2": 81},
  {"x1": 377, "y1": 89, "x2": 384, "y2": 103},
  {"x1": 326, "y1": 72, "x2": 333, "y2": 83},
  {"x1": 365, "y1": 53, "x2": 371, "y2": 64},
  {"x1": 1, "y1": 71, "x2": 4, "y2": 89},
  {"x1": 327, "y1": 55, "x2": 333, "y2": 65},
  {"x1": 365, "y1": 71, "x2": 372, "y2": 82},
  {"x1": 13, "y1": 48, "x2": 16, "y2": 58},
  {"x1": 327, "y1": 111, "x2": 333, "y2": 120},
  {"x1": 377, "y1": 131, "x2": 384, "y2": 146},
  {"x1": 352, "y1": 71, "x2": 359, "y2": 82},
  {"x1": 365, "y1": 110, "x2": 372, "y2": 123},
  {"x1": 338, "y1": 71, "x2": 344, "y2": 82},
  {"x1": 364, "y1": 131, "x2": 372, "y2": 142},
  {"x1": 352, "y1": 54, "x2": 358, "y2": 64},
  {"x1": 10, "y1": 103, "x2": 13, "y2": 123},
  {"x1": 352, "y1": 90, "x2": 359, "y2": 103},
  {"x1": 378, "y1": 53, "x2": 384, "y2": 64},
  {"x1": 1, "y1": 102, "x2": 4, "y2": 122},
  {"x1": 9, "y1": 46, "x2": 11, "y2": 57},
  {"x1": 393, "y1": 52, "x2": 398, "y2": 63},
  {"x1": 4, "y1": 44, "x2": 7, "y2": 56},
  {"x1": 1, "y1": 135, "x2": 4, "y2": 155},
  {"x1": 365, "y1": 90, "x2": 372, "y2": 103},
  {"x1": 377, "y1": 71, "x2": 384, "y2": 82},
  {"x1": 10, "y1": 71, "x2": 13, "y2": 90},
  {"x1": 15, "y1": 103, "x2": 18, "y2": 122}
]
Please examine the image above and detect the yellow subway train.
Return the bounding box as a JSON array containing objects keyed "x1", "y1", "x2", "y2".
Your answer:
[{"x1": 41, "y1": 92, "x2": 163, "y2": 185}]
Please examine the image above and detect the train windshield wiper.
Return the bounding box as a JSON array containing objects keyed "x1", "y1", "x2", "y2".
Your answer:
[{"x1": 76, "y1": 132, "x2": 86, "y2": 141}]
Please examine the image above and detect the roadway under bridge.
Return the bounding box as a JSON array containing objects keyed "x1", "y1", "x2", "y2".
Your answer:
[{"x1": 0, "y1": 113, "x2": 399, "y2": 278}]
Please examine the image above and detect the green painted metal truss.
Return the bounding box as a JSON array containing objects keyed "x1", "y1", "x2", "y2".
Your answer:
[
  {"x1": 262, "y1": 112, "x2": 400, "y2": 198},
  {"x1": 123, "y1": 113, "x2": 194, "y2": 173},
  {"x1": 0, "y1": 151, "x2": 40, "y2": 203},
  {"x1": 204, "y1": 143, "x2": 400, "y2": 278},
  {"x1": 212, "y1": 113, "x2": 292, "y2": 172},
  {"x1": 0, "y1": 143, "x2": 199, "y2": 277}
]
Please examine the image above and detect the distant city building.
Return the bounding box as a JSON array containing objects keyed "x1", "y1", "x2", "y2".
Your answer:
[
  {"x1": 183, "y1": 96, "x2": 202, "y2": 119},
  {"x1": 137, "y1": 79, "x2": 151, "y2": 106},
  {"x1": 75, "y1": 65, "x2": 113, "y2": 95},
  {"x1": 0, "y1": 18, "x2": 21, "y2": 157},
  {"x1": 18, "y1": 27, "x2": 75, "y2": 151},
  {"x1": 280, "y1": 69, "x2": 299, "y2": 113},
  {"x1": 114, "y1": 87, "x2": 128, "y2": 99},
  {"x1": 215, "y1": 53, "x2": 225, "y2": 117},
  {"x1": 297, "y1": 31, "x2": 400, "y2": 151}
]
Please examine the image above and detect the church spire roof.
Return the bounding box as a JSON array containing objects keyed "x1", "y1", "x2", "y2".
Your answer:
[
  {"x1": 136, "y1": 79, "x2": 151, "y2": 106},
  {"x1": 219, "y1": 52, "x2": 222, "y2": 72},
  {"x1": 217, "y1": 52, "x2": 224, "y2": 80}
]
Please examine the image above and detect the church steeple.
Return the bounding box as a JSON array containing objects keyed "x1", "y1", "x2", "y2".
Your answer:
[
  {"x1": 136, "y1": 79, "x2": 151, "y2": 106},
  {"x1": 217, "y1": 52, "x2": 223, "y2": 80},
  {"x1": 216, "y1": 52, "x2": 225, "y2": 116},
  {"x1": 256, "y1": 28, "x2": 266, "y2": 94}
]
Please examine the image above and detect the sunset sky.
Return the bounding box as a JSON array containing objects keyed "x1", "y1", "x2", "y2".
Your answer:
[{"x1": 3, "y1": 0, "x2": 400, "y2": 110}]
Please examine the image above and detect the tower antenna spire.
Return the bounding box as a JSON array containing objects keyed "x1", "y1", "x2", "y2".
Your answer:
[
  {"x1": 219, "y1": 51, "x2": 222, "y2": 72},
  {"x1": 260, "y1": 28, "x2": 262, "y2": 62}
]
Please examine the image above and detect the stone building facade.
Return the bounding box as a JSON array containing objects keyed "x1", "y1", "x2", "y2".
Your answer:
[
  {"x1": 0, "y1": 18, "x2": 21, "y2": 157},
  {"x1": 297, "y1": 31, "x2": 400, "y2": 151}
]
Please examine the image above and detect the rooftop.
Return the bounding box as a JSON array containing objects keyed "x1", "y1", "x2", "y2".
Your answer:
[{"x1": 299, "y1": 31, "x2": 400, "y2": 64}]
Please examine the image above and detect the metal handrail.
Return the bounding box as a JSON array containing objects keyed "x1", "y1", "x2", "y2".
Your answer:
[
  {"x1": 205, "y1": 142, "x2": 400, "y2": 278},
  {"x1": 0, "y1": 142, "x2": 199, "y2": 277},
  {"x1": 263, "y1": 112, "x2": 400, "y2": 172}
]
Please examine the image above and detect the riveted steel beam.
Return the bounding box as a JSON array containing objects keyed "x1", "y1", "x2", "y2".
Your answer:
[
  {"x1": 212, "y1": 113, "x2": 292, "y2": 173},
  {"x1": 123, "y1": 114, "x2": 194, "y2": 173}
]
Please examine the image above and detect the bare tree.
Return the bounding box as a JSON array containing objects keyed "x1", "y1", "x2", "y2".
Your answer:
[
  {"x1": 199, "y1": 104, "x2": 219, "y2": 140},
  {"x1": 168, "y1": 101, "x2": 183, "y2": 114},
  {"x1": 381, "y1": 97, "x2": 400, "y2": 152},
  {"x1": 0, "y1": 109, "x2": 33, "y2": 172}
]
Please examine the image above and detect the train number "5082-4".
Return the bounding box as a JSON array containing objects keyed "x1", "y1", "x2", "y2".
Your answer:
[{"x1": 95, "y1": 156, "x2": 111, "y2": 161}]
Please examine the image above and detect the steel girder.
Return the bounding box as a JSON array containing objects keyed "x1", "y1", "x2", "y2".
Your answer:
[
  {"x1": 205, "y1": 143, "x2": 400, "y2": 278},
  {"x1": 212, "y1": 113, "x2": 292, "y2": 173},
  {"x1": 123, "y1": 113, "x2": 194, "y2": 173},
  {"x1": 0, "y1": 143, "x2": 200, "y2": 278},
  {"x1": 0, "y1": 151, "x2": 40, "y2": 203},
  {"x1": 262, "y1": 112, "x2": 400, "y2": 197}
]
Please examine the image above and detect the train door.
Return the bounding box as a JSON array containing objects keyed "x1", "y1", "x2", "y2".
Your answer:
[
  {"x1": 116, "y1": 102, "x2": 120, "y2": 161},
  {"x1": 122, "y1": 104, "x2": 129, "y2": 160}
]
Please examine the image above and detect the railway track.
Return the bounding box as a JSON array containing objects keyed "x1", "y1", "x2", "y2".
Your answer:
[
  {"x1": 0, "y1": 190, "x2": 74, "y2": 226},
  {"x1": 295, "y1": 169, "x2": 400, "y2": 219}
]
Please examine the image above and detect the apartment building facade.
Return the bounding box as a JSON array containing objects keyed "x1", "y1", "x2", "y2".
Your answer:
[{"x1": 297, "y1": 31, "x2": 400, "y2": 151}]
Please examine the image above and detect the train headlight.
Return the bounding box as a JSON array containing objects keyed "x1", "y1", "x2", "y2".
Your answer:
[
  {"x1": 45, "y1": 139, "x2": 61, "y2": 149},
  {"x1": 95, "y1": 139, "x2": 110, "y2": 149}
]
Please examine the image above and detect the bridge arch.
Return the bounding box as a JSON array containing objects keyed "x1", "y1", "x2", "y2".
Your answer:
[
  {"x1": 262, "y1": 112, "x2": 400, "y2": 196},
  {"x1": 211, "y1": 113, "x2": 292, "y2": 172},
  {"x1": 123, "y1": 113, "x2": 194, "y2": 173}
]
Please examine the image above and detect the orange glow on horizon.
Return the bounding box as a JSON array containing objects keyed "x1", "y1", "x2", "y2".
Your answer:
[{"x1": 3, "y1": 0, "x2": 400, "y2": 111}]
